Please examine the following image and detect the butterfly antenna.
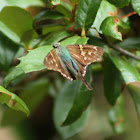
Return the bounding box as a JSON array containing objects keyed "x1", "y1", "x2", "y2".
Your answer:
[{"x1": 78, "y1": 73, "x2": 93, "y2": 90}]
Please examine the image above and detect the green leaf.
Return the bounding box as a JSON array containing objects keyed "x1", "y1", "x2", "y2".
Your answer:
[
  {"x1": 18, "y1": 45, "x2": 52, "y2": 73},
  {"x1": 53, "y1": 81, "x2": 90, "y2": 139},
  {"x1": 44, "y1": 30, "x2": 71, "y2": 45},
  {"x1": 100, "y1": 16, "x2": 122, "y2": 41},
  {"x1": 108, "y1": 95, "x2": 125, "y2": 134},
  {"x1": 56, "y1": 1, "x2": 72, "y2": 19},
  {"x1": 61, "y1": 36, "x2": 89, "y2": 46},
  {"x1": 127, "y1": 81, "x2": 140, "y2": 120},
  {"x1": 0, "y1": 86, "x2": 29, "y2": 116},
  {"x1": 89, "y1": 0, "x2": 116, "y2": 36},
  {"x1": 116, "y1": 37, "x2": 140, "y2": 49},
  {"x1": 75, "y1": 0, "x2": 102, "y2": 30},
  {"x1": 0, "y1": 33, "x2": 21, "y2": 71},
  {"x1": 0, "y1": 78, "x2": 49, "y2": 126},
  {"x1": 117, "y1": 19, "x2": 130, "y2": 34},
  {"x1": 0, "y1": 0, "x2": 7, "y2": 12},
  {"x1": 131, "y1": 0, "x2": 140, "y2": 15},
  {"x1": 42, "y1": 25, "x2": 65, "y2": 35},
  {"x1": 46, "y1": 0, "x2": 60, "y2": 7},
  {"x1": 62, "y1": 68, "x2": 93, "y2": 126},
  {"x1": 110, "y1": 55, "x2": 140, "y2": 83},
  {"x1": 109, "y1": 55, "x2": 140, "y2": 121},
  {"x1": 18, "y1": 36, "x2": 88, "y2": 73},
  {"x1": 104, "y1": 54, "x2": 123, "y2": 105},
  {"x1": 107, "y1": 0, "x2": 129, "y2": 8},
  {"x1": 34, "y1": 10, "x2": 64, "y2": 23},
  {"x1": 20, "y1": 29, "x2": 38, "y2": 47},
  {"x1": 1, "y1": 0, "x2": 44, "y2": 8},
  {"x1": 3, "y1": 67, "x2": 24, "y2": 88},
  {"x1": 0, "y1": 6, "x2": 33, "y2": 43}
]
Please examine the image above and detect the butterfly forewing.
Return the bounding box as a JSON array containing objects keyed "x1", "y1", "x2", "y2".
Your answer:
[
  {"x1": 66, "y1": 45, "x2": 104, "y2": 66},
  {"x1": 44, "y1": 49, "x2": 74, "y2": 80}
]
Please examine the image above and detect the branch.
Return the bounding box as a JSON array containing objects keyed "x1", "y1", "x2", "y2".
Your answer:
[
  {"x1": 108, "y1": 42, "x2": 140, "y2": 61},
  {"x1": 100, "y1": 34, "x2": 140, "y2": 61}
]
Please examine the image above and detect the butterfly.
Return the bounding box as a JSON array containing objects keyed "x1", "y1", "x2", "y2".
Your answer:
[{"x1": 44, "y1": 42, "x2": 104, "y2": 90}]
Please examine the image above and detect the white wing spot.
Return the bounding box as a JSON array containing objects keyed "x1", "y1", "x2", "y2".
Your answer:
[
  {"x1": 79, "y1": 45, "x2": 85, "y2": 57},
  {"x1": 93, "y1": 47, "x2": 97, "y2": 51},
  {"x1": 88, "y1": 52, "x2": 92, "y2": 55},
  {"x1": 84, "y1": 57, "x2": 87, "y2": 60},
  {"x1": 62, "y1": 73, "x2": 66, "y2": 77},
  {"x1": 82, "y1": 68, "x2": 86, "y2": 76}
]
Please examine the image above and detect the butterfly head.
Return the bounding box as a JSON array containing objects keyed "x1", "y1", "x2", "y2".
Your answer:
[{"x1": 53, "y1": 42, "x2": 60, "y2": 48}]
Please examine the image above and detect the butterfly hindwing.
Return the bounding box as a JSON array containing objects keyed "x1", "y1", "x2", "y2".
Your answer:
[
  {"x1": 74, "y1": 59, "x2": 86, "y2": 76},
  {"x1": 66, "y1": 45, "x2": 104, "y2": 66},
  {"x1": 44, "y1": 49, "x2": 74, "y2": 80}
]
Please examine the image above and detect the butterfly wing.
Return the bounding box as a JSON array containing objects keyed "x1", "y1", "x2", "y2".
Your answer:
[
  {"x1": 63, "y1": 59, "x2": 92, "y2": 90},
  {"x1": 66, "y1": 45, "x2": 104, "y2": 67},
  {"x1": 44, "y1": 49, "x2": 74, "y2": 81},
  {"x1": 73, "y1": 59, "x2": 86, "y2": 76}
]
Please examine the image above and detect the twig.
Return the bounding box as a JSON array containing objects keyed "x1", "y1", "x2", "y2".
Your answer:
[
  {"x1": 100, "y1": 34, "x2": 140, "y2": 61},
  {"x1": 108, "y1": 42, "x2": 140, "y2": 61}
]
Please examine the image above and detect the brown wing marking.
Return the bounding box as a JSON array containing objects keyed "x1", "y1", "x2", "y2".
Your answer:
[
  {"x1": 66, "y1": 45, "x2": 104, "y2": 66},
  {"x1": 44, "y1": 49, "x2": 74, "y2": 81}
]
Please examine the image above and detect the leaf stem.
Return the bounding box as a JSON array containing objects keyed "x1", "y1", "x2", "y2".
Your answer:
[
  {"x1": 108, "y1": 43, "x2": 140, "y2": 61},
  {"x1": 100, "y1": 34, "x2": 140, "y2": 61}
]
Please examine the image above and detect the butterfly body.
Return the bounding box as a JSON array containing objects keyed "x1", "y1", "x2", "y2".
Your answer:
[
  {"x1": 57, "y1": 45, "x2": 80, "y2": 77},
  {"x1": 44, "y1": 43, "x2": 104, "y2": 90}
]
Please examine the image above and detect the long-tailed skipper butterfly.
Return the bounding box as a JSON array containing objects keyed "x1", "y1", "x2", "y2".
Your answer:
[{"x1": 44, "y1": 43, "x2": 104, "y2": 90}]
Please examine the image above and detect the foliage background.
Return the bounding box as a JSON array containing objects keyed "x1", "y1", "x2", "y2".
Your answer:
[{"x1": 0, "y1": 0, "x2": 140, "y2": 139}]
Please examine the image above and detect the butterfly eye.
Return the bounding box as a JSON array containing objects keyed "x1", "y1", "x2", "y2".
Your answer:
[{"x1": 53, "y1": 42, "x2": 60, "y2": 48}]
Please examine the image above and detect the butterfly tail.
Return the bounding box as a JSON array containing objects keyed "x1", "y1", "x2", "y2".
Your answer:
[
  {"x1": 63, "y1": 59, "x2": 92, "y2": 90},
  {"x1": 78, "y1": 73, "x2": 93, "y2": 90}
]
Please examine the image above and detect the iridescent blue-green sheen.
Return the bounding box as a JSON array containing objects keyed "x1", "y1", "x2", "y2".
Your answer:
[{"x1": 57, "y1": 45, "x2": 79, "y2": 75}]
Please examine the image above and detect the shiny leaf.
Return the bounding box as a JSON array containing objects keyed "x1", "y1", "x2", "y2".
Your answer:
[
  {"x1": 89, "y1": 0, "x2": 116, "y2": 36},
  {"x1": 100, "y1": 16, "x2": 122, "y2": 41},
  {"x1": 3, "y1": 67, "x2": 24, "y2": 88},
  {"x1": 62, "y1": 68, "x2": 93, "y2": 126},
  {"x1": 0, "y1": 33, "x2": 21, "y2": 71},
  {"x1": 53, "y1": 81, "x2": 90, "y2": 139},
  {"x1": 107, "y1": 0, "x2": 129, "y2": 8},
  {"x1": 131, "y1": 0, "x2": 140, "y2": 15},
  {"x1": 0, "y1": 6, "x2": 33, "y2": 43},
  {"x1": 75, "y1": 0, "x2": 102, "y2": 30},
  {"x1": 0, "y1": 86, "x2": 29, "y2": 116},
  {"x1": 1, "y1": 78, "x2": 49, "y2": 126},
  {"x1": 104, "y1": 54, "x2": 123, "y2": 105},
  {"x1": 116, "y1": 37, "x2": 140, "y2": 49}
]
